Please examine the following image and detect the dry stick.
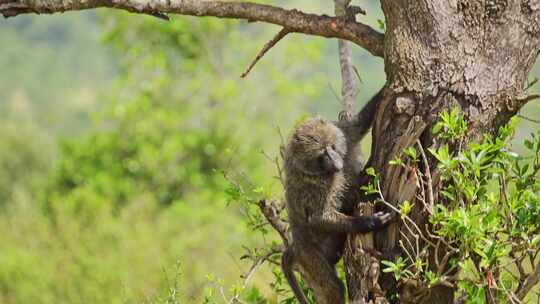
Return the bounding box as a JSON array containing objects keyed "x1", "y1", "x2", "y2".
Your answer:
[
  {"x1": 334, "y1": 0, "x2": 358, "y2": 121},
  {"x1": 241, "y1": 28, "x2": 290, "y2": 78},
  {"x1": 525, "y1": 77, "x2": 538, "y2": 91},
  {"x1": 518, "y1": 114, "x2": 540, "y2": 124},
  {"x1": 241, "y1": 245, "x2": 283, "y2": 283},
  {"x1": 337, "y1": 39, "x2": 358, "y2": 120},
  {"x1": 257, "y1": 199, "x2": 290, "y2": 245},
  {"x1": 516, "y1": 262, "x2": 540, "y2": 300},
  {"x1": 416, "y1": 140, "x2": 434, "y2": 213},
  {"x1": 376, "y1": 181, "x2": 438, "y2": 249}
]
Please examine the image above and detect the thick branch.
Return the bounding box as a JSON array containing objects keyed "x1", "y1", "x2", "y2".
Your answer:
[{"x1": 0, "y1": 0, "x2": 385, "y2": 57}]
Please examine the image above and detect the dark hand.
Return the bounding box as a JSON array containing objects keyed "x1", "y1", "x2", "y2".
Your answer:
[
  {"x1": 353, "y1": 212, "x2": 393, "y2": 233},
  {"x1": 372, "y1": 211, "x2": 393, "y2": 229}
]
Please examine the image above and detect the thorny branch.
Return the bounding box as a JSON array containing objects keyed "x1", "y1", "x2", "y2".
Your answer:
[{"x1": 0, "y1": 0, "x2": 385, "y2": 57}]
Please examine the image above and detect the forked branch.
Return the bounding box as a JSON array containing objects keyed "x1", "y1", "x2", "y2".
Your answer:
[{"x1": 0, "y1": 0, "x2": 385, "y2": 57}]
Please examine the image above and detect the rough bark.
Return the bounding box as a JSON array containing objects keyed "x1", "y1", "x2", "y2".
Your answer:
[
  {"x1": 2, "y1": 0, "x2": 540, "y2": 303},
  {"x1": 345, "y1": 1, "x2": 540, "y2": 303},
  {"x1": 0, "y1": 0, "x2": 384, "y2": 57}
]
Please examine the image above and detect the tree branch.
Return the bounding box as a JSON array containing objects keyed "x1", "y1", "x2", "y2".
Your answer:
[
  {"x1": 335, "y1": 0, "x2": 360, "y2": 121},
  {"x1": 257, "y1": 199, "x2": 290, "y2": 245},
  {"x1": 0, "y1": 0, "x2": 384, "y2": 57},
  {"x1": 516, "y1": 262, "x2": 540, "y2": 300},
  {"x1": 241, "y1": 27, "x2": 290, "y2": 78}
]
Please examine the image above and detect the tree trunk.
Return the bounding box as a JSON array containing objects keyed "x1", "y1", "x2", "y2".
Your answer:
[{"x1": 346, "y1": 1, "x2": 540, "y2": 303}]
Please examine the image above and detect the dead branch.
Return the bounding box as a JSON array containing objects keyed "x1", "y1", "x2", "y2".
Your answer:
[
  {"x1": 518, "y1": 114, "x2": 540, "y2": 124},
  {"x1": 0, "y1": 0, "x2": 385, "y2": 57},
  {"x1": 241, "y1": 27, "x2": 290, "y2": 78},
  {"x1": 525, "y1": 77, "x2": 538, "y2": 91},
  {"x1": 257, "y1": 199, "x2": 290, "y2": 245},
  {"x1": 416, "y1": 140, "x2": 434, "y2": 214},
  {"x1": 516, "y1": 262, "x2": 540, "y2": 300},
  {"x1": 335, "y1": 0, "x2": 359, "y2": 121},
  {"x1": 240, "y1": 245, "x2": 283, "y2": 283}
]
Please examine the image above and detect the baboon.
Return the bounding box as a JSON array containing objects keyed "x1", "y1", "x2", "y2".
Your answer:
[{"x1": 281, "y1": 90, "x2": 391, "y2": 304}]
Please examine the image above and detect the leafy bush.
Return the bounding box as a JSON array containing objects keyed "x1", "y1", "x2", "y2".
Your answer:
[{"x1": 381, "y1": 109, "x2": 540, "y2": 303}]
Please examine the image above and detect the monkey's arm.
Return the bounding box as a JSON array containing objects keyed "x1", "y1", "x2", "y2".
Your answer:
[
  {"x1": 337, "y1": 87, "x2": 384, "y2": 146},
  {"x1": 307, "y1": 210, "x2": 391, "y2": 233}
]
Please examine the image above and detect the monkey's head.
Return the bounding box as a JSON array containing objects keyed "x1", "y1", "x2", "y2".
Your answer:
[{"x1": 286, "y1": 117, "x2": 347, "y2": 176}]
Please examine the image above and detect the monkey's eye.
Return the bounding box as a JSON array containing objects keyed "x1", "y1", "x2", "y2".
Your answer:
[
  {"x1": 306, "y1": 135, "x2": 319, "y2": 143},
  {"x1": 331, "y1": 144, "x2": 336, "y2": 150}
]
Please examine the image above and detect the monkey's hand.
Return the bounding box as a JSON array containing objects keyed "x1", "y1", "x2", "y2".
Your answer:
[
  {"x1": 353, "y1": 212, "x2": 393, "y2": 233},
  {"x1": 372, "y1": 211, "x2": 393, "y2": 228},
  {"x1": 308, "y1": 210, "x2": 394, "y2": 234}
]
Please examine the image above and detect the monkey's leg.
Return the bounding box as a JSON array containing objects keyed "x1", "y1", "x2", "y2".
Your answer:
[
  {"x1": 298, "y1": 249, "x2": 345, "y2": 304},
  {"x1": 281, "y1": 247, "x2": 310, "y2": 304}
]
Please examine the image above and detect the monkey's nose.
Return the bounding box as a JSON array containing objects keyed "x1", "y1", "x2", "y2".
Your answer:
[
  {"x1": 336, "y1": 161, "x2": 343, "y2": 171},
  {"x1": 333, "y1": 159, "x2": 343, "y2": 172}
]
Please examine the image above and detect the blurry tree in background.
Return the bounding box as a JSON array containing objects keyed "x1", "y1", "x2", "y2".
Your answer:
[
  {"x1": 49, "y1": 14, "x2": 324, "y2": 209},
  {"x1": 0, "y1": 1, "x2": 539, "y2": 304},
  {"x1": 0, "y1": 8, "x2": 329, "y2": 304},
  {"x1": 0, "y1": 120, "x2": 53, "y2": 207}
]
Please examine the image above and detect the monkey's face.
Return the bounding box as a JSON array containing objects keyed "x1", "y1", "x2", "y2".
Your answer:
[{"x1": 288, "y1": 118, "x2": 347, "y2": 176}]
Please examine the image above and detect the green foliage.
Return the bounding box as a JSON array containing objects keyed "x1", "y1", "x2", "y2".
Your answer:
[
  {"x1": 383, "y1": 111, "x2": 540, "y2": 302},
  {"x1": 48, "y1": 10, "x2": 323, "y2": 211},
  {"x1": 0, "y1": 8, "x2": 328, "y2": 304},
  {"x1": 2, "y1": 4, "x2": 535, "y2": 304},
  {"x1": 49, "y1": 96, "x2": 234, "y2": 209},
  {"x1": 0, "y1": 195, "x2": 255, "y2": 304},
  {"x1": 432, "y1": 107, "x2": 469, "y2": 141},
  {"x1": 382, "y1": 257, "x2": 411, "y2": 281},
  {"x1": 0, "y1": 13, "x2": 114, "y2": 136},
  {"x1": 0, "y1": 120, "x2": 53, "y2": 207}
]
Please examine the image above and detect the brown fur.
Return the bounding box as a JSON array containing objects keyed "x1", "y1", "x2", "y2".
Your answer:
[{"x1": 281, "y1": 90, "x2": 391, "y2": 304}]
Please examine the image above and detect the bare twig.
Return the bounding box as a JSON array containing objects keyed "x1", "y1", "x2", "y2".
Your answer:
[
  {"x1": 437, "y1": 250, "x2": 455, "y2": 275},
  {"x1": 516, "y1": 262, "x2": 540, "y2": 300},
  {"x1": 335, "y1": 0, "x2": 359, "y2": 121},
  {"x1": 0, "y1": 0, "x2": 385, "y2": 57},
  {"x1": 376, "y1": 181, "x2": 437, "y2": 248},
  {"x1": 260, "y1": 150, "x2": 285, "y2": 187},
  {"x1": 241, "y1": 28, "x2": 290, "y2": 78},
  {"x1": 416, "y1": 140, "x2": 435, "y2": 214},
  {"x1": 240, "y1": 245, "x2": 283, "y2": 283},
  {"x1": 518, "y1": 114, "x2": 540, "y2": 124},
  {"x1": 525, "y1": 77, "x2": 538, "y2": 91},
  {"x1": 327, "y1": 81, "x2": 343, "y2": 104}
]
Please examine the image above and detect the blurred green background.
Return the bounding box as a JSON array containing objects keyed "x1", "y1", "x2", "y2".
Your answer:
[{"x1": 0, "y1": 1, "x2": 538, "y2": 303}]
